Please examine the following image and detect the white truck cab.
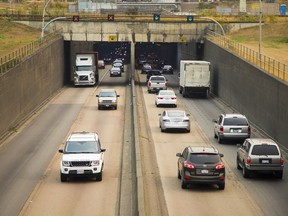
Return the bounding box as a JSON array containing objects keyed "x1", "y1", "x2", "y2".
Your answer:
[
  {"x1": 74, "y1": 54, "x2": 97, "y2": 86},
  {"x1": 59, "y1": 131, "x2": 106, "y2": 182}
]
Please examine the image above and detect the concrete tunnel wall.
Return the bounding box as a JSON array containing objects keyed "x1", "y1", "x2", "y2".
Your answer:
[
  {"x1": 203, "y1": 39, "x2": 288, "y2": 147},
  {"x1": 0, "y1": 37, "x2": 65, "y2": 139}
]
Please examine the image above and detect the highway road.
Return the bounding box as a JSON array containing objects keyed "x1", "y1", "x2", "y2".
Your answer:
[{"x1": 0, "y1": 65, "x2": 287, "y2": 216}]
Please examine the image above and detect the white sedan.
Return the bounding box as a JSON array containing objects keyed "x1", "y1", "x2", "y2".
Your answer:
[
  {"x1": 155, "y1": 90, "x2": 177, "y2": 107},
  {"x1": 159, "y1": 110, "x2": 190, "y2": 133}
]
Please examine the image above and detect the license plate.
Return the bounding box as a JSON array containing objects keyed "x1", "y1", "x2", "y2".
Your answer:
[
  {"x1": 261, "y1": 159, "x2": 270, "y2": 164},
  {"x1": 77, "y1": 170, "x2": 84, "y2": 174},
  {"x1": 231, "y1": 129, "x2": 241, "y2": 133},
  {"x1": 201, "y1": 169, "x2": 209, "y2": 174}
]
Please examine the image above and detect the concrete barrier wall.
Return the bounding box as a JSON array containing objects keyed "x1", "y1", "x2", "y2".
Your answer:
[
  {"x1": 204, "y1": 40, "x2": 288, "y2": 146},
  {"x1": 0, "y1": 38, "x2": 65, "y2": 139}
]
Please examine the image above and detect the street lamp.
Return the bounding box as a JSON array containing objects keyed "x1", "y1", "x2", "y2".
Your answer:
[
  {"x1": 41, "y1": 0, "x2": 52, "y2": 41},
  {"x1": 259, "y1": 0, "x2": 262, "y2": 60}
]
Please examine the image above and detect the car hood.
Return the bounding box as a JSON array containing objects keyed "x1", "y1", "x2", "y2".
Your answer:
[{"x1": 62, "y1": 153, "x2": 102, "y2": 161}]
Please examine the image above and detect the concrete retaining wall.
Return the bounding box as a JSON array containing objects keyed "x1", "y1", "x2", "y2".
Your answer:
[
  {"x1": 0, "y1": 37, "x2": 65, "y2": 139},
  {"x1": 204, "y1": 40, "x2": 288, "y2": 146}
]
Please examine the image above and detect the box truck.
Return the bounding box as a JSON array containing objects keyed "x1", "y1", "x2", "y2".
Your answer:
[
  {"x1": 179, "y1": 60, "x2": 211, "y2": 98},
  {"x1": 74, "y1": 52, "x2": 99, "y2": 86}
]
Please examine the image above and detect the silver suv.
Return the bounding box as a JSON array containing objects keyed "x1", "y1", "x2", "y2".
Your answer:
[
  {"x1": 96, "y1": 89, "x2": 119, "y2": 110},
  {"x1": 59, "y1": 132, "x2": 106, "y2": 182},
  {"x1": 236, "y1": 138, "x2": 284, "y2": 179},
  {"x1": 213, "y1": 113, "x2": 251, "y2": 143},
  {"x1": 147, "y1": 75, "x2": 167, "y2": 93}
]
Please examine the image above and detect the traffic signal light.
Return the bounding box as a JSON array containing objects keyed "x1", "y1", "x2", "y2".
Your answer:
[
  {"x1": 108, "y1": 14, "x2": 114, "y2": 21},
  {"x1": 73, "y1": 15, "x2": 79, "y2": 22},
  {"x1": 153, "y1": 14, "x2": 160, "y2": 21},
  {"x1": 187, "y1": 16, "x2": 194, "y2": 22}
]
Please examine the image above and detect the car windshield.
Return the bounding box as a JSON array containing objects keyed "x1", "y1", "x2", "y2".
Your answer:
[
  {"x1": 99, "y1": 92, "x2": 116, "y2": 97},
  {"x1": 159, "y1": 91, "x2": 174, "y2": 96},
  {"x1": 251, "y1": 145, "x2": 279, "y2": 155},
  {"x1": 189, "y1": 153, "x2": 220, "y2": 164},
  {"x1": 150, "y1": 77, "x2": 165, "y2": 82},
  {"x1": 223, "y1": 118, "x2": 248, "y2": 126},
  {"x1": 65, "y1": 141, "x2": 99, "y2": 153},
  {"x1": 167, "y1": 111, "x2": 184, "y2": 117}
]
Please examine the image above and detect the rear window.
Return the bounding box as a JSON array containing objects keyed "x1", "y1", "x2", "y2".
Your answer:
[
  {"x1": 223, "y1": 117, "x2": 248, "y2": 126},
  {"x1": 251, "y1": 145, "x2": 279, "y2": 155},
  {"x1": 189, "y1": 153, "x2": 220, "y2": 164},
  {"x1": 150, "y1": 77, "x2": 165, "y2": 82}
]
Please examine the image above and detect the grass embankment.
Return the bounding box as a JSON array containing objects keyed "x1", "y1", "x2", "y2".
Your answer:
[{"x1": 0, "y1": 19, "x2": 40, "y2": 57}]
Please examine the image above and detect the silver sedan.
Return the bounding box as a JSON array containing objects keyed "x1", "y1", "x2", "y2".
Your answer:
[
  {"x1": 155, "y1": 90, "x2": 177, "y2": 107},
  {"x1": 159, "y1": 110, "x2": 190, "y2": 133}
]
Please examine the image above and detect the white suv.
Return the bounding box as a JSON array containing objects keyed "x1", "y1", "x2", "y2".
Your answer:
[{"x1": 59, "y1": 132, "x2": 106, "y2": 182}]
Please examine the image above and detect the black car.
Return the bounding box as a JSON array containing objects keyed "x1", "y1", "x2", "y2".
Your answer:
[
  {"x1": 176, "y1": 146, "x2": 225, "y2": 190},
  {"x1": 146, "y1": 69, "x2": 162, "y2": 82}
]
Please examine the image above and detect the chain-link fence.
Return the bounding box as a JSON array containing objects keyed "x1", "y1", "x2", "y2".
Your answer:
[
  {"x1": 207, "y1": 30, "x2": 288, "y2": 82},
  {"x1": 0, "y1": 31, "x2": 62, "y2": 75}
]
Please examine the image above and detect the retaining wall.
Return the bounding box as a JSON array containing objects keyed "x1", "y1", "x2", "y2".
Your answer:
[
  {"x1": 0, "y1": 37, "x2": 65, "y2": 139},
  {"x1": 204, "y1": 40, "x2": 288, "y2": 146}
]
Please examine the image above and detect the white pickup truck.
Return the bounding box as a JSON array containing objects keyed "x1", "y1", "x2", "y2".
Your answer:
[{"x1": 147, "y1": 75, "x2": 168, "y2": 93}]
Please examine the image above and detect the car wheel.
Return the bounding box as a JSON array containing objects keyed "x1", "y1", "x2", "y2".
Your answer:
[
  {"x1": 217, "y1": 135, "x2": 222, "y2": 144},
  {"x1": 214, "y1": 132, "x2": 217, "y2": 139},
  {"x1": 174, "y1": 104, "x2": 177, "y2": 108},
  {"x1": 275, "y1": 171, "x2": 283, "y2": 179},
  {"x1": 178, "y1": 169, "x2": 181, "y2": 179},
  {"x1": 98, "y1": 106, "x2": 101, "y2": 110},
  {"x1": 115, "y1": 106, "x2": 117, "y2": 110},
  {"x1": 186, "y1": 129, "x2": 190, "y2": 133},
  {"x1": 60, "y1": 173, "x2": 68, "y2": 182},
  {"x1": 181, "y1": 172, "x2": 187, "y2": 189},
  {"x1": 218, "y1": 182, "x2": 225, "y2": 190},
  {"x1": 160, "y1": 126, "x2": 165, "y2": 132},
  {"x1": 236, "y1": 157, "x2": 241, "y2": 170},
  {"x1": 96, "y1": 171, "x2": 102, "y2": 181},
  {"x1": 242, "y1": 161, "x2": 250, "y2": 178}
]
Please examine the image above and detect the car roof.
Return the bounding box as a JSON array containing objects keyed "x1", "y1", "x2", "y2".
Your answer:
[
  {"x1": 188, "y1": 146, "x2": 219, "y2": 154},
  {"x1": 99, "y1": 89, "x2": 116, "y2": 92},
  {"x1": 246, "y1": 138, "x2": 278, "y2": 146},
  {"x1": 68, "y1": 132, "x2": 99, "y2": 141},
  {"x1": 222, "y1": 113, "x2": 247, "y2": 118}
]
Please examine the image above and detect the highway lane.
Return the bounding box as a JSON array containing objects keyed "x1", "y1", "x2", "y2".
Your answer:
[{"x1": 140, "y1": 71, "x2": 288, "y2": 216}]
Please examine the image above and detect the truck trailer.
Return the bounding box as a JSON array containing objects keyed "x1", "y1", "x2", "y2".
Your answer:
[
  {"x1": 73, "y1": 52, "x2": 99, "y2": 86},
  {"x1": 179, "y1": 60, "x2": 211, "y2": 98}
]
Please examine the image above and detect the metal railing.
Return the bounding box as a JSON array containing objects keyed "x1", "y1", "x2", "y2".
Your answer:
[
  {"x1": 207, "y1": 30, "x2": 288, "y2": 82},
  {"x1": 0, "y1": 31, "x2": 62, "y2": 75}
]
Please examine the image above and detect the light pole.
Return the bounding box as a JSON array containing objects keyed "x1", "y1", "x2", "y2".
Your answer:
[
  {"x1": 41, "y1": 0, "x2": 52, "y2": 41},
  {"x1": 259, "y1": 0, "x2": 262, "y2": 60},
  {"x1": 199, "y1": 17, "x2": 225, "y2": 36}
]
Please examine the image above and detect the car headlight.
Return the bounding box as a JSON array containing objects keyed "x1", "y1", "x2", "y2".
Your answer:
[
  {"x1": 62, "y1": 161, "x2": 71, "y2": 167},
  {"x1": 91, "y1": 160, "x2": 100, "y2": 166}
]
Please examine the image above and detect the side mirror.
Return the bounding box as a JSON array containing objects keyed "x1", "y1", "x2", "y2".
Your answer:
[
  {"x1": 96, "y1": 95, "x2": 99, "y2": 97},
  {"x1": 236, "y1": 144, "x2": 242, "y2": 148},
  {"x1": 176, "y1": 153, "x2": 182, "y2": 157},
  {"x1": 58, "y1": 149, "x2": 64, "y2": 153},
  {"x1": 117, "y1": 95, "x2": 120, "y2": 97},
  {"x1": 101, "y1": 149, "x2": 106, "y2": 152},
  {"x1": 212, "y1": 119, "x2": 217, "y2": 123},
  {"x1": 219, "y1": 153, "x2": 224, "y2": 157}
]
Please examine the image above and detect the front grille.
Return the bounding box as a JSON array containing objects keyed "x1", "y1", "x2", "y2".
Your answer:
[
  {"x1": 71, "y1": 161, "x2": 91, "y2": 167},
  {"x1": 79, "y1": 75, "x2": 89, "y2": 81},
  {"x1": 103, "y1": 100, "x2": 112, "y2": 103}
]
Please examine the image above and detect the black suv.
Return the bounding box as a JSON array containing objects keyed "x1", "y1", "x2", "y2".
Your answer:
[
  {"x1": 176, "y1": 146, "x2": 225, "y2": 190},
  {"x1": 146, "y1": 69, "x2": 162, "y2": 82}
]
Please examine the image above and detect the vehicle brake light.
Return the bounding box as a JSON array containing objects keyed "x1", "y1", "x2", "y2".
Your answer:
[
  {"x1": 171, "y1": 97, "x2": 176, "y2": 100},
  {"x1": 148, "y1": 82, "x2": 151, "y2": 87},
  {"x1": 158, "y1": 97, "x2": 163, "y2": 100},
  {"x1": 280, "y1": 158, "x2": 284, "y2": 165},
  {"x1": 246, "y1": 157, "x2": 251, "y2": 164},
  {"x1": 184, "y1": 161, "x2": 195, "y2": 169},
  {"x1": 165, "y1": 82, "x2": 167, "y2": 87},
  {"x1": 248, "y1": 126, "x2": 251, "y2": 134},
  {"x1": 215, "y1": 163, "x2": 225, "y2": 169},
  {"x1": 220, "y1": 126, "x2": 224, "y2": 132}
]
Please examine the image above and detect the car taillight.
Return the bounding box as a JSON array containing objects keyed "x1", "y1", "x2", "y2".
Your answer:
[
  {"x1": 220, "y1": 126, "x2": 224, "y2": 132},
  {"x1": 165, "y1": 82, "x2": 167, "y2": 87},
  {"x1": 246, "y1": 157, "x2": 251, "y2": 164},
  {"x1": 248, "y1": 126, "x2": 251, "y2": 134},
  {"x1": 215, "y1": 163, "x2": 225, "y2": 169},
  {"x1": 148, "y1": 82, "x2": 151, "y2": 87},
  {"x1": 280, "y1": 158, "x2": 284, "y2": 165},
  {"x1": 158, "y1": 97, "x2": 163, "y2": 100},
  {"x1": 171, "y1": 97, "x2": 176, "y2": 100},
  {"x1": 184, "y1": 161, "x2": 195, "y2": 169}
]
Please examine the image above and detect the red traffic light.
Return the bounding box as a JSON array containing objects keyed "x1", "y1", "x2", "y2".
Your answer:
[
  {"x1": 108, "y1": 14, "x2": 114, "y2": 21},
  {"x1": 73, "y1": 15, "x2": 79, "y2": 22}
]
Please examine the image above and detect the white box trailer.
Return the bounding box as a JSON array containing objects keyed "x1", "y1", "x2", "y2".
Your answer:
[{"x1": 179, "y1": 60, "x2": 211, "y2": 98}]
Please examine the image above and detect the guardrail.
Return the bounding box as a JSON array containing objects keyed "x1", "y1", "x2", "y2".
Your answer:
[
  {"x1": 207, "y1": 30, "x2": 288, "y2": 82},
  {"x1": 0, "y1": 31, "x2": 62, "y2": 75}
]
